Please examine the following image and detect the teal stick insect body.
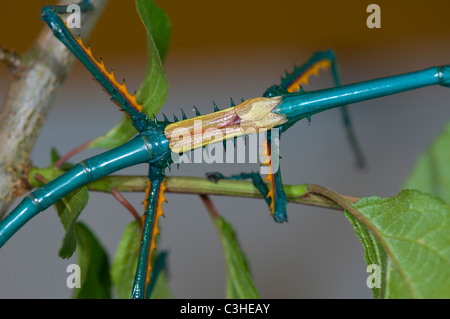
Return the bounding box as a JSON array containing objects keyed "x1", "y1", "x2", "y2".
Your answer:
[{"x1": 1, "y1": 3, "x2": 450, "y2": 299}]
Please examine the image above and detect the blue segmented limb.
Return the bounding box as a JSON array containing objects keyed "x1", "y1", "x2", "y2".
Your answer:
[
  {"x1": 40, "y1": 5, "x2": 150, "y2": 132},
  {"x1": 275, "y1": 66, "x2": 450, "y2": 121},
  {"x1": 132, "y1": 166, "x2": 166, "y2": 299},
  {"x1": 264, "y1": 50, "x2": 365, "y2": 168},
  {"x1": 40, "y1": 4, "x2": 171, "y2": 300},
  {"x1": 262, "y1": 130, "x2": 288, "y2": 223},
  {"x1": 0, "y1": 136, "x2": 153, "y2": 248},
  {"x1": 264, "y1": 50, "x2": 336, "y2": 96},
  {"x1": 206, "y1": 131, "x2": 289, "y2": 224},
  {"x1": 218, "y1": 52, "x2": 355, "y2": 223},
  {"x1": 206, "y1": 172, "x2": 271, "y2": 207}
]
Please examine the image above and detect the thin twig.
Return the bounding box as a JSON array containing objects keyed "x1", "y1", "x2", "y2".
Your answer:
[
  {"x1": 199, "y1": 194, "x2": 220, "y2": 219},
  {"x1": 307, "y1": 184, "x2": 364, "y2": 218},
  {"x1": 306, "y1": 183, "x2": 385, "y2": 255},
  {"x1": 56, "y1": 139, "x2": 94, "y2": 168},
  {"x1": 111, "y1": 188, "x2": 143, "y2": 227},
  {"x1": 34, "y1": 173, "x2": 49, "y2": 185},
  {"x1": 29, "y1": 167, "x2": 362, "y2": 212}
]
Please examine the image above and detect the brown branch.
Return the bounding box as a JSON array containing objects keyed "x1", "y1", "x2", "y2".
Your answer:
[
  {"x1": 0, "y1": 0, "x2": 109, "y2": 219},
  {"x1": 0, "y1": 47, "x2": 24, "y2": 77}
]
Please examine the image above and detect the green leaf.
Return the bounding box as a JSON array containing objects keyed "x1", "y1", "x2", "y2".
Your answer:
[
  {"x1": 88, "y1": 0, "x2": 170, "y2": 150},
  {"x1": 344, "y1": 189, "x2": 450, "y2": 298},
  {"x1": 55, "y1": 186, "x2": 89, "y2": 259},
  {"x1": 89, "y1": 116, "x2": 137, "y2": 149},
  {"x1": 150, "y1": 267, "x2": 172, "y2": 299},
  {"x1": 212, "y1": 216, "x2": 260, "y2": 299},
  {"x1": 50, "y1": 147, "x2": 60, "y2": 166},
  {"x1": 135, "y1": 0, "x2": 170, "y2": 116},
  {"x1": 49, "y1": 148, "x2": 73, "y2": 170},
  {"x1": 73, "y1": 222, "x2": 112, "y2": 299},
  {"x1": 146, "y1": 251, "x2": 172, "y2": 299},
  {"x1": 135, "y1": 0, "x2": 171, "y2": 62},
  {"x1": 111, "y1": 221, "x2": 172, "y2": 299},
  {"x1": 404, "y1": 122, "x2": 450, "y2": 203},
  {"x1": 111, "y1": 221, "x2": 141, "y2": 299}
]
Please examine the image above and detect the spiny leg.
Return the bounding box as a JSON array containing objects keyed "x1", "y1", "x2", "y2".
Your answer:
[
  {"x1": 42, "y1": 4, "x2": 168, "y2": 298},
  {"x1": 209, "y1": 50, "x2": 365, "y2": 222},
  {"x1": 264, "y1": 50, "x2": 365, "y2": 168},
  {"x1": 206, "y1": 172, "x2": 271, "y2": 208},
  {"x1": 206, "y1": 130, "x2": 288, "y2": 223},
  {"x1": 260, "y1": 130, "x2": 288, "y2": 222},
  {"x1": 41, "y1": 5, "x2": 149, "y2": 132},
  {"x1": 132, "y1": 166, "x2": 167, "y2": 299}
]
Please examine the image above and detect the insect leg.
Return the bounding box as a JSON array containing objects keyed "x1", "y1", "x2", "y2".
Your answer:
[
  {"x1": 206, "y1": 131, "x2": 288, "y2": 223},
  {"x1": 41, "y1": 6, "x2": 149, "y2": 132},
  {"x1": 206, "y1": 171, "x2": 271, "y2": 208},
  {"x1": 264, "y1": 50, "x2": 365, "y2": 168},
  {"x1": 132, "y1": 166, "x2": 167, "y2": 299},
  {"x1": 260, "y1": 130, "x2": 288, "y2": 222},
  {"x1": 0, "y1": 136, "x2": 152, "y2": 248}
]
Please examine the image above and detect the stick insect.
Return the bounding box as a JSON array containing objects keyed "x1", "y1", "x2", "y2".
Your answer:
[{"x1": 1, "y1": 2, "x2": 449, "y2": 298}]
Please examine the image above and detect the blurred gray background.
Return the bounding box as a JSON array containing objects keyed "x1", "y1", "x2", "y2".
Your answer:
[{"x1": 1, "y1": 0, "x2": 450, "y2": 298}]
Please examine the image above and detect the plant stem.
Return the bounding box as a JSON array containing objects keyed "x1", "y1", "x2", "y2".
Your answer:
[
  {"x1": 0, "y1": 0, "x2": 109, "y2": 219},
  {"x1": 307, "y1": 184, "x2": 362, "y2": 216},
  {"x1": 200, "y1": 194, "x2": 220, "y2": 219},
  {"x1": 29, "y1": 167, "x2": 361, "y2": 212},
  {"x1": 111, "y1": 188, "x2": 143, "y2": 227},
  {"x1": 55, "y1": 139, "x2": 95, "y2": 168}
]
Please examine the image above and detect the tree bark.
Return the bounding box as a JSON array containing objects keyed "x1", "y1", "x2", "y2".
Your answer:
[{"x1": 0, "y1": 0, "x2": 109, "y2": 218}]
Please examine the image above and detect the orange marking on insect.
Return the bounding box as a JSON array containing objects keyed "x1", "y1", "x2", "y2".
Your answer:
[
  {"x1": 260, "y1": 140, "x2": 275, "y2": 214},
  {"x1": 71, "y1": 30, "x2": 143, "y2": 113},
  {"x1": 287, "y1": 60, "x2": 332, "y2": 93},
  {"x1": 143, "y1": 180, "x2": 167, "y2": 286},
  {"x1": 54, "y1": 13, "x2": 142, "y2": 113}
]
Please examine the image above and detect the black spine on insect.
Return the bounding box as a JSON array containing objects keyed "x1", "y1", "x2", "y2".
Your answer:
[
  {"x1": 161, "y1": 113, "x2": 169, "y2": 123},
  {"x1": 152, "y1": 113, "x2": 158, "y2": 124},
  {"x1": 181, "y1": 109, "x2": 187, "y2": 120},
  {"x1": 193, "y1": 106, "x2": 201, "y2": 116},
  {"x1": 213, "y1": 101, "x2": 220, "y2": 112}
]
